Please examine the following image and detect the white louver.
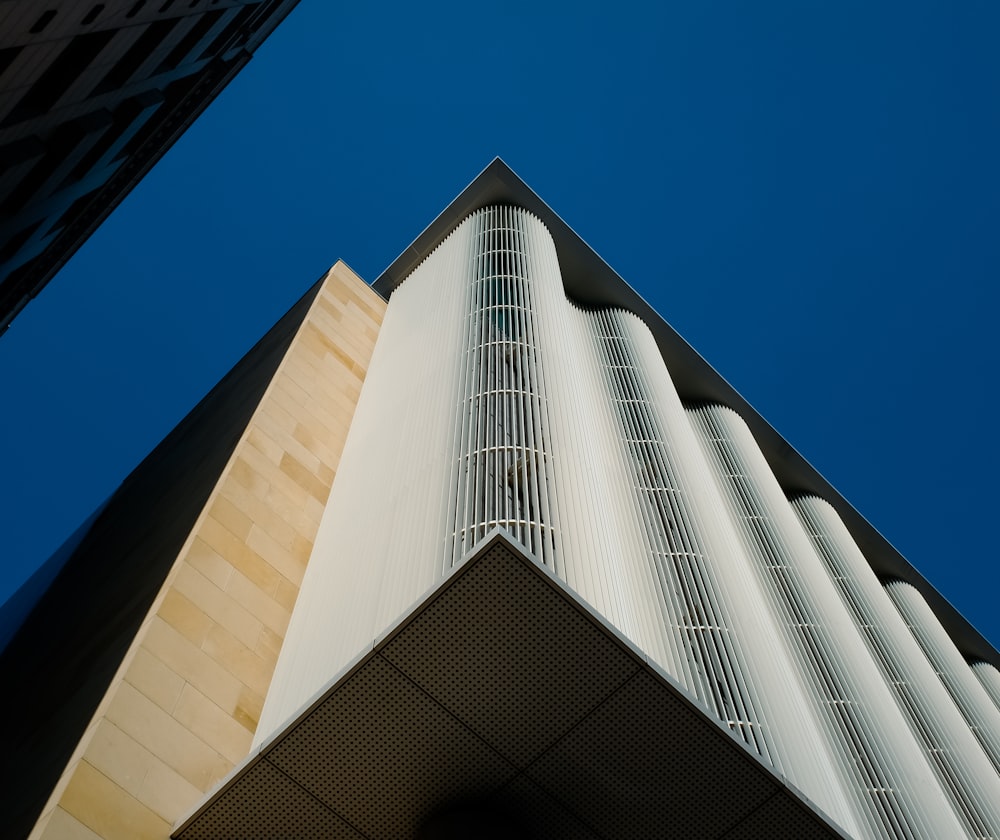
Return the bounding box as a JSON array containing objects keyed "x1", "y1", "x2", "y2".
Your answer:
[
  {"x1": 794, "y1": 496, "x2": 1000, "y2": 838},
  {"x1": 971, "y1": 660, "x2": 1000, "y2": 713},
  {"x1": 254, "y1": 203, "x2": 999, "y2": 840},
  {"x1": 885, "y1": 579, "x2": 1000, "y2": 781},
  {"x1": 448, "y1": 206, "x2": 559, "y2": 568},
  {"x1": 687, "y1": 404, "x2": 967, "y2": 839}
]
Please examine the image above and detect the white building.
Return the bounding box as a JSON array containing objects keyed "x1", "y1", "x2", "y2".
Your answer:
[{"x1": 6, "y1": 160, "x2": 1000, "y2": 839}]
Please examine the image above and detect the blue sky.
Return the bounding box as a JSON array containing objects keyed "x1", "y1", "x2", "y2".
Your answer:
[{"x1": 1, "y1": 2, "x2": 999, "y2": 648}]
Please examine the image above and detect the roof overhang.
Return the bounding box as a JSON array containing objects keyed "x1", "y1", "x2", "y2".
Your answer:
[
  {"x1": 174, "y1": 532, "x2": 849, "y2": 839},
  {"x1": 372, "y1": 158, "x2": 999, "y2": 672}
]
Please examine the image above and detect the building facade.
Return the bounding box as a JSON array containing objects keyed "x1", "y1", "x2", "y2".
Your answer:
[
  {"x1": 3, "y1": 161, "x2": 1000, "y2": 839},
  {"x1": 0, "y1": 0, "x2": 299, "y2": 333}
]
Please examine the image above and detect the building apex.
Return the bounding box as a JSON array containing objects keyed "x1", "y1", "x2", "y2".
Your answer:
[
  {"x1": 375, "y1": 159, "x2": 1000, "y2": 673},
  {"x1": 374, "y1": 158, "x2": 635, "y2": 312}
]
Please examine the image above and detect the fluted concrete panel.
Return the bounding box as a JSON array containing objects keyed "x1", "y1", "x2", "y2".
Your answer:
[
  {"x1": 884, "y1": 579, "x2": 1000, "y2": 780},
  {"x1": 972, "y1": 661, "x2": 1000, "y2": 713},
  {"x1": 688, "y1": 404, "x2": 967, "y2": 839},
  {"x1": 794, "y1": 496, "x2": 1000, "y2": 838}
]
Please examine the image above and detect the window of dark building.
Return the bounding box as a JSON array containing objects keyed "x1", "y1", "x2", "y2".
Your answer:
[
  {"x1": 1, "y1": 30, "x2": 117, "y2": 127},
  {"x1": 90, "y1": 17, "x2": 181, "y2": 96},
  {"x1": 157, "y1": 10, "x2": 224, "y2": 73},
  {"x1": 0, "y1": 47, "x2": 23, "y2": 81},
  {"x1": 44, "y1": 189, "x2": 101, "y2": 238},
  {"x1": 117, "y1": 71, "x2": 198, "y2": 160},
  {"x1": 1, "y1": 111, "x2": 111, "y2": 213},
  {"x1": 81, "y1": 5, "x2": 106, "y2": 25},
  {"x1": 0, "y1": 221, "x2": 43, "y2": 266},
  {"x1": 63, "y1": 94, "x2": 161, "y2": 187},
  {"x1": 243, "y1": 1, "x2": 284, "y2": 37},
  {"x1": 29, "y1": 11, "x2": 58, "y2": 34},
  {"x1": 199, "y1": 6, "x2": 255, "y2": 59},
  {"x1": 0, "y1": 135, "x2": 45, "y2": 180}
]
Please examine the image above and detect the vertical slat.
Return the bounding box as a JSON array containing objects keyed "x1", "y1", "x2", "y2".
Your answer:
[
  {"x1": 885, "y1": 578, "x2": 1000, "y2": 779},
  {"x1": 256, "y1": 202, "x2": 996, "y2": 840},
  {"x1": 795, "y1": 495, "x2": 1000, "y2": 838},
  {"x1": 452, "y1": 206, "x2": 557, "y2": 567},
  {"x1": 972, "y1": 661, "x2": 1000, "y2": 713},
  {"x1": 688, "y1": 403, "x2": 967, "y2": 840}
]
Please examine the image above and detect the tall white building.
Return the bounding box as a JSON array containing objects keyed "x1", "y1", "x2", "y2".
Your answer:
[{"x1": 5, "y1": 160, "x2": 1000, "y2": 839}]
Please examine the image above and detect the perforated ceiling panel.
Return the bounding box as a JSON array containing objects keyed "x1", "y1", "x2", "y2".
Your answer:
[
  {"x1": 268, "y1": 654, "x2": 515, "y2": 838},
  {"x1": 174, "y1": 533, "x2": 851, "y2": 840},
  {"x1": 723, "y1": 790, "x2": 843, "y2": 840},
  {"x1": 485, "y1": 775, "x2": 604, "y2": 840},
  {"x1": 381, "y1": 541, "x2": 639, "y2": 767},
  {"x1": 176, "y1": 758, "x2": 364, "y2": 840},
  {"x1": 529, "y1": 668, "x2": 775, "y2": 838}
]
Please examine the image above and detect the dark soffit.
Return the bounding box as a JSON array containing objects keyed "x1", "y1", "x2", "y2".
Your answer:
[
  {"x1": 372, "y1": 158, "x2": 999, "y2": 672},
  {"x1": 174, "y1": 531, "x2": 851, "y2": 840}
]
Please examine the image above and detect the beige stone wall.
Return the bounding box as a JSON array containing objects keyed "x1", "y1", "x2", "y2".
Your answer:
[{"x1": 29, "y1": 262, "x2": 385, "y2": 840}]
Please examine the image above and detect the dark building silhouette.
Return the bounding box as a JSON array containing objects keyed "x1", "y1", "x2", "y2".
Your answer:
[{"x1": 0, "y1": 0, "x2": 299, "y2": 333}]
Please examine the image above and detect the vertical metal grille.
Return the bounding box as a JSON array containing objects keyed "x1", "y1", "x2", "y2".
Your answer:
[
  {"x1": 589, "y1": 309, "x2": 772, "y2": 759},
  {"x1": 795, "y1": 496, "x2": 1000, "y2": 839},
  {"x1": 449, "y1": 206, "x2": 557, "y2": 568},
  {"x1": 971, "y1": 661, "x2": 1000, "y2": 714},
  {"x1": 885, "y1": 579, "x2": 1000, "y2": 781},
  {"x1": 688, "y1": 403, "x2": 959, "y2": 840},
  {"x1": 257, "y1": 202, "x2": 999, "y2": 840}
]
